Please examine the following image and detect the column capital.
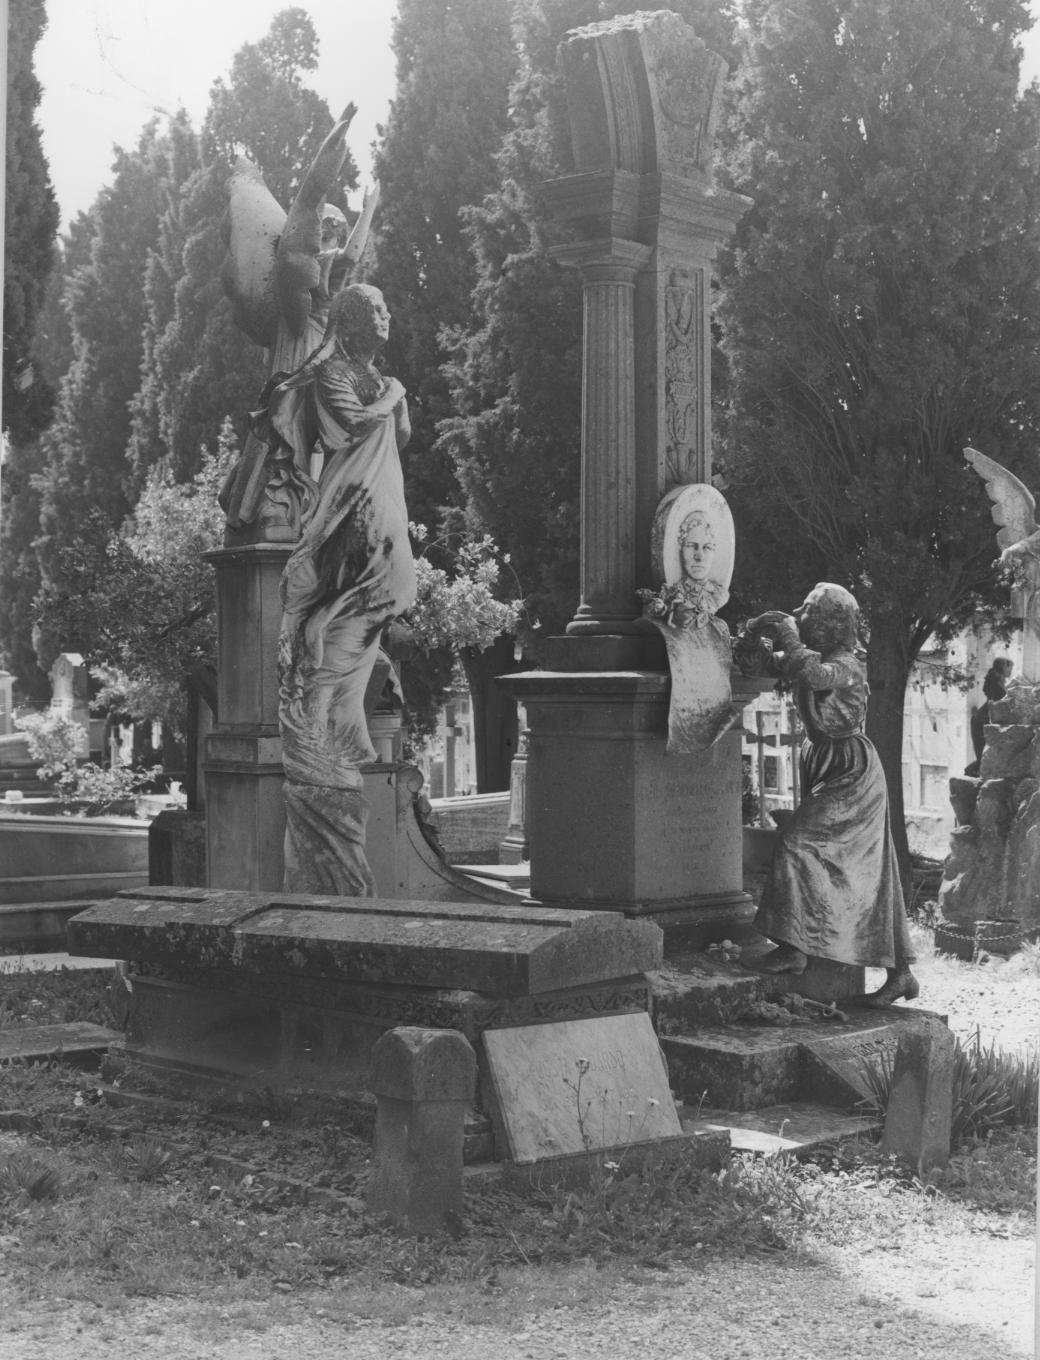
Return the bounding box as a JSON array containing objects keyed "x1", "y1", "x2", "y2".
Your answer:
[{"x1": 549, "y1": 236, "x2": 652, "y2": 282}]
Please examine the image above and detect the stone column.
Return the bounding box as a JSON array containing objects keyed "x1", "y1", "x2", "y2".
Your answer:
[{"x1": 551, "y1": 239, "x2": 651, "y2": 636}]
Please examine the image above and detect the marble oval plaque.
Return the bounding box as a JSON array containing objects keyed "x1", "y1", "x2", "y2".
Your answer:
[{"x1": 650, "y1": 483, "x2": 734, "y2": 604}]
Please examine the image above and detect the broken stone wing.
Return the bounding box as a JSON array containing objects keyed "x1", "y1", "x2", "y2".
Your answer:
[
  {"x1": 964, "y1": 446, "x2": 1039, "y2": 552},
  {"x1": 221, "y1": 157, "x2": 286, "y2": 349}
]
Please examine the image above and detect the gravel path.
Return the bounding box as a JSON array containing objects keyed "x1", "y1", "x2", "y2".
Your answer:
[
  {"x1": 0, "y1": 1235, "x2": 1032, "y2": 1360},
  {"x1": 1, "y1": 936, "x2": 1035, "y2": 1359}
]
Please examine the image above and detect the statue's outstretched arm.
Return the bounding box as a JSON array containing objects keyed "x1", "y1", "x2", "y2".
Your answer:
[{"x1": 277, "y1": 105, "x2": 358, "y2": 336}]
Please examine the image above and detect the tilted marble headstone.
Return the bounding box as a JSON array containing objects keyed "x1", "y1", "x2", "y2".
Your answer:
[
  {"x1": 483, "y1": 1013, "x2": 681, "y2": 1163},
  {"x1": 643, "y1": 484, "x2": 740, "y2": 752}
]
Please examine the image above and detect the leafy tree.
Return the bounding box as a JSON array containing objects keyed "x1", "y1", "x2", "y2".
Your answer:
[
  {"x1": 716, "y1": 0, "x2": 1040, "y2": 878},
  {"x1": 3, "y1": 0, "x2": 59, "y2": 446},
  {"x1": 439, "y1": 0, "x2": 736, "y2": 637},
  {"x1": 32, "y1": 120, "x2": 178, "y2": 670},
  {"x1": 202, "y1": 6, "x2": 342, "y2": 210},
  {"x1": 34, "y1": 430, "x2": 235, "y2": 737},
  {"x1": 130, "y1": 9, "x2": 350, "y2": 491},
  {"x1": 371, "y1": 0, "x2": 516, "y2": 537},
  {"x1": 0, "y1": 0, "x2": 60, "y2": 695},
  {"x1": 370, "y1": 0, "x2": 517, "y2": 784}
]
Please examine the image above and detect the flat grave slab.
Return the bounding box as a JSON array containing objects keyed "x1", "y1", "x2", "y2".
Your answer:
[
  {"x1": 683, "y1": 1101, "x2": 882, "y2": 1156},
  {"x1": 0, "y1": 1021, "x2": 121, "y2": 1063},
  {"x1": 483, "y1": 1012, "x2": 681, "y2": 1163},
  {"x1": 67, "y1": 887, "x2": 662, "y2": 997}
]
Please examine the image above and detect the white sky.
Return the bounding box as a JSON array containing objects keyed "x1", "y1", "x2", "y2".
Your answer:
[
  {"x1": 30, "y1": 0, "x2": 1040, "y2": 230},
  {"x1": 35, "y1": 0, "x2": 398, "y2": 228}
]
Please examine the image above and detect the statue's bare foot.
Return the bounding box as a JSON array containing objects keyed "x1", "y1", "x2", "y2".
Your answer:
[
  {"x1": 757, "y1": 944, "x2": 807, "y2": 974},
  {"x1": 862, "y1": 968, "x2": 920, "y2": 1008}
]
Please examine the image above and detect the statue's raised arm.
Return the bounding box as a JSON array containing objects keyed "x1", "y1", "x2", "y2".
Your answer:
[{"x1": 276, "y1": 105, "x2": 357, "y2": 344}]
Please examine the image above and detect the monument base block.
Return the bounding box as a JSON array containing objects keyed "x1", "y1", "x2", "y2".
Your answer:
[{"x1": 503, "y1": 667, "x2": 770, "y2": 951}]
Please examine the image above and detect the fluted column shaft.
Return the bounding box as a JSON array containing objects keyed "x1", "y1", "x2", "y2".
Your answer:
[{"x1": 552, "y1": 238, "x2": 651, "y2": 636}]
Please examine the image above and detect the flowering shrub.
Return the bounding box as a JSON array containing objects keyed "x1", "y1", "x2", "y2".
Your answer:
[
  {"x1": 14, "y1": 710, "x2": 85, "y2": 783},
  {"x1": 14, "y1": 709, "x2": 153, "y2": 813},
  {"x1": 406, "y1": 524, "x2": 522, "y2": 654}
]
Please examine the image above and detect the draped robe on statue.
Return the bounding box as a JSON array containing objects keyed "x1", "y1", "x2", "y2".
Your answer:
[
  {"x1": 266, "y1": 352, "x2": 416, "y2": 893},
  {"x1": 756, "y1": 646, "x2": 914, "y2": 969}
]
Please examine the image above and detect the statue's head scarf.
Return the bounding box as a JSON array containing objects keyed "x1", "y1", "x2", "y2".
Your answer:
[
  {"x1": 326, "y1": 284, "x2": 385, "y2": 356},
  {"x1": 803, "y1": 583, "x2": 860, "y2": 652}
]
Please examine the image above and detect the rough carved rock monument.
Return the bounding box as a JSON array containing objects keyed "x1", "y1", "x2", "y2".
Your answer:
[{"x1": 936, "y1": 449, "x2": 1040, "y2": 949}]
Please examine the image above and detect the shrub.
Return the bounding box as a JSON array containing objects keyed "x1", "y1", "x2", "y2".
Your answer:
[
  {"x1": 859, "y1": 1030, "x2": 1038, "y2": 1146},
  {"x1": 14, "y1": 707, "x2": 154, "y2": 813}
]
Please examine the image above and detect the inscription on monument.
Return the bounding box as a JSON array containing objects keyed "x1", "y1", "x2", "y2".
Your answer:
[{"x1": 483, "y1": 1013, "x2": 681, "y2": 1164}]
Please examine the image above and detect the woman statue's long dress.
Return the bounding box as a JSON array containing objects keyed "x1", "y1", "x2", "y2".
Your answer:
[
  {"x1": 259, "y1": 285, "x2": 416, "y2": 894},
  {"x1": 736, "y1": 584, "x2": 919, "y2": 1007}
]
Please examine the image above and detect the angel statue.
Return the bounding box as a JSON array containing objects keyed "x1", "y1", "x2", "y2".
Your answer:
[
  {"x1": 219, "y1": 105, "x2": 381, "y2": 542},
  {"x1": 964, "y1": 447, "x2": 1040, "y2": 683}
]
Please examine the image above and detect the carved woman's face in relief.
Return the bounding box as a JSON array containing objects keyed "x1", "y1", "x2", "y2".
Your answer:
[{"x1": 679, "y1": 516, "x2": 716, "y2": 582}]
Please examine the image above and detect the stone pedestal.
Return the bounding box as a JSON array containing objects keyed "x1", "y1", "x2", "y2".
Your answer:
[
  {"x1": 503, "y1": 669, "x2": 770, "y2": 946},
  {"x1": 203, "y1": 544, "x2": 290, "y2": 890}
]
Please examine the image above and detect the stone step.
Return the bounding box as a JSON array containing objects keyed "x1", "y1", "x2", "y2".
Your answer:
[
  {"x1": 661, "y1": 1006, "x2": 943, "y2": 1112},
  {"x1": 651, "y1": 940, "x2": 864, "y2": 1029},
  {"x1": 463, "y1": 863, "x2": 532, "y2": 893},
  {"x1": 0, "y1": 1020, "x2": 122, "y2": 1064},
  {"x1": 680, "y1": 1100, "x2": 882, "y2": 1156}
]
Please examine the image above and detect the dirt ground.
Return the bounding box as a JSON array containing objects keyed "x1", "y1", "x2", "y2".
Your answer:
[{"x1": 0, "y1": 928, "x2": 1036, "y2": 1360}]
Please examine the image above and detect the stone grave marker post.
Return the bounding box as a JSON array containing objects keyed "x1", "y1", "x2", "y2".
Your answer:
[
  {"x1": 367, "y1": 1026, "x2": 476, "y2": 1233},
  {"x1": 504, "y1": 12, "x2": 764, "y2": 945},
  {"x1": 880, "y1": 1017, "x2": 955, "y2": 1175}
]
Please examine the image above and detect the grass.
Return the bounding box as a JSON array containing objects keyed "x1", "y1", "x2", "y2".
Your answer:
[
  {"x1": 0, "y1": 961, "x2": 117, "y2": 1032},
  {"x1": 0, "y1": 938, "x2": 1034, "y2": 1321}
]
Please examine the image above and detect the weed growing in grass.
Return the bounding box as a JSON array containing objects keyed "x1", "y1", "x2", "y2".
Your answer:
[{"x1": 0, "y1": 1150, "x2": 63, "y2": 1205}]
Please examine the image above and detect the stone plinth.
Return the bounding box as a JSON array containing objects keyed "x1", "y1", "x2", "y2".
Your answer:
[
  {"x1": 203, "y1": 543, "x2": 290, "y2": 890},
  {"x1": 502, "y1": 669, "x2": 771, "y2": 946},
  {"x1": 367, "y1": 1027, "x2": 476, "y2": 1233}
]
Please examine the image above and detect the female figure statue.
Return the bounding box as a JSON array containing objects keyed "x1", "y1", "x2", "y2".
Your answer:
[
  {"x1": 262, "y1": 283, "x2": 416, "y2": 893},
  {"x1": 735, "y1": 584, "x2": 919, "y2": 1006}
]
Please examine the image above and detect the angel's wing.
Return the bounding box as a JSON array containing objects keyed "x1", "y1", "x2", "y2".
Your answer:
[
  {"x1": 220, "y1": 157, "x2": 286, "y2": 349},
  {"x1": 964, "y1": 447, "x2": 1039, "y2": 550}
]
